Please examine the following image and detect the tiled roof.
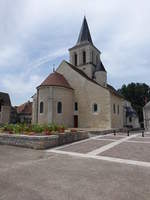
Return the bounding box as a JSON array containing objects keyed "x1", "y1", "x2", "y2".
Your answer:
[
  {"x1": 38, "y1": 71, "x2": 72, "y2": 89},
  {"x1": 0, "y1": 92, "x2": 11, "y2": 106},
  {"x1": 17, "y1": 101, "x2": 32, "y2": 114}
]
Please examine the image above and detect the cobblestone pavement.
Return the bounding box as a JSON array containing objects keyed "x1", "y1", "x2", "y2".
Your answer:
[{"x1": 0, "y1": 132, "x2": 150, "y2": 200}]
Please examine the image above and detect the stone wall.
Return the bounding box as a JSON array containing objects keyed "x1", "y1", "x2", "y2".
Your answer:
[
  {"x1": 94, "y1": 71, "x2": 107, "y2": 87},
  {"x1": 0, "y1": 106, "x2": 10, "y2": 124},
  {"x1": 32, "y1": 94, "x2": 37, "y2": 124},
  {"x1": 110, "y1": 92, "x2": 124, "y2": 128},
  {"x1": 57, "y1": 61, "x2": 111, "y2": 129},
  {"x1": 0, "y1": 131, "x2": 89, "y2": 150},
  {"x1": 69, "y1": 44, "x2": 100, "y2": 78},
  {"x1": 37, "y1": 86, "x2": 73, "y2": 127},
  {"x1": 143, "y1": 107, "x2": 150, "y2": 130}
]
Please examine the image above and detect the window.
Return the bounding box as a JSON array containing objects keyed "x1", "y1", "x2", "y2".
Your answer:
[
  {"x1": 74, "y1": 53, "x2": 77, "y2": 66},
  {"x1": 117, "y1": 105, "x2": 119, "y2": 115},
  {"x1": 96, "y1": 55, "x2": 99, "y2": 65},
  {"x1": 40, "y1": 102, "x2": 44, "y2": 113},
  {"x1": 113, "y1": 104, "x2": 116, "y2": 114},
  {"x1": 74, "y1": 102, "x2": 78, "y2": 111},
  {"x1": 129, "y1": 117, "x2": 132, "y2": 122},
  {"x1": 57, "y1": 102, "x2": 62, "y2": 114},
  {"x1": 0, "y1": 100, "x2": 4, "y2": 112},
  {"x1": 83, "y1": 51, "x2": 86, "y2": 64},
  {"x1": 93, "y1": 103, "x2": 98, "y2": 113}
]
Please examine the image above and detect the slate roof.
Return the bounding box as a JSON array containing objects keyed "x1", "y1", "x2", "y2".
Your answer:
[
  {"x1": 0, "y1": 92, "x2": 11, "y2": 106},
  {"x1": 69, "y1": 17, "x2": 100, "y2": 53},
  {"x1": 107, "y1": 84, "x2": 123, "y2": 98},
  {"x1": 76, "y1": 16, "x2": 93, "y2": 45},
  {"x1": 37, "y1": 71, "x2": 72, "y2": 90},
  {"x1": 96, "y1": 61, "x2": 106, "y2": 72}
]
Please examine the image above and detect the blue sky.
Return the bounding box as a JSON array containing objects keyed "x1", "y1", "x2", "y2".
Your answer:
[{"x1": 0, "y1": 0, "x2": 150, "y2": 106}]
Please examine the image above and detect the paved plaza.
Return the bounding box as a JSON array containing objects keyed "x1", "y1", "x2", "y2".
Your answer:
[{"x1": 0, "y1": 132, "x2": 150, "y2": 199}]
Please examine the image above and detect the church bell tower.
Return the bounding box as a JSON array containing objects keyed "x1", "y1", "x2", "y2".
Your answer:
[{"x1": 69, "y1": 17, "x2": 107, "y2": 86}]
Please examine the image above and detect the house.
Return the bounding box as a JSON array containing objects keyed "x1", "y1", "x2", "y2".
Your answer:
[
  {"x1": 32, "y1": 17, "x2": 124, "y2": 129},
  {"x1": 123, "y1": 100, "x2": 140, "y2": 128},
  {"x1": 143, "y1": 101, "x2": 150, "y2": 130},
  {"x1": 0, "y1": 92, "x2": 11, "y2": 124},
  {"x1": 17, "y1": 101, "x2": 32, "y2": 124}
]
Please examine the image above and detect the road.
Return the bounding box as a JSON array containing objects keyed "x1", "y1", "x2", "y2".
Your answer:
[{"x1": 0, "y1": 132, "x2": 150, "y2": 200}]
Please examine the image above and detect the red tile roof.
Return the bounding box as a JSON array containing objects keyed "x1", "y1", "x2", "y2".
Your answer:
[
  {"x1": 38, "y1": 71, "x2": 72, "y2": 89},
  {"x1": 17, "y1": 101, "x2": 32, "y2": 114}
]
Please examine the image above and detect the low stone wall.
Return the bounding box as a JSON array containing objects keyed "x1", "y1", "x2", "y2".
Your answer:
[
  {"x1": 0, "y1": 131, "x2": 89, "y2": 150},
  {"x1": 88, "y1": 128, "x2": 126, "y2": 135},
  {"x1": 58, "y1": 131, "x2": 88, "y2": 145}
]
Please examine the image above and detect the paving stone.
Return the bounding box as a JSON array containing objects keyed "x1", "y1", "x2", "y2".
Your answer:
[
  {"x1": 100, "y1": 142, "x2": 150, "y2": 162},
  {"x1": 60, "y1": 139, "x2": 112, "y2": 153}
]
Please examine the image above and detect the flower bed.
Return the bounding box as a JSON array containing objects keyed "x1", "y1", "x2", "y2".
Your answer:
[
  {"x1": 0, "y1": 124, "x2": 89, "y2": 149},
  {"x1": 0, "y1": 124, "x2": 65, "y2": 136}
]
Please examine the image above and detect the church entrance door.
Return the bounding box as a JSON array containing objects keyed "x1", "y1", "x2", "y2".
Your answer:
[{"x1": 74, "y1": 115, "x2": 78, "y2": 128}]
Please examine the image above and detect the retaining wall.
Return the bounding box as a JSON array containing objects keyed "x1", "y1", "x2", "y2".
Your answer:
[{"x1": 0, "y1": 131, "x2": 88, "y2": 150}]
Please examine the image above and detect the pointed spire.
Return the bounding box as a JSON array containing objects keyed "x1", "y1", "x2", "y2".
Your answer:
[{"x1": 77, "y1": 16, "x2": 93, "y2": 45}]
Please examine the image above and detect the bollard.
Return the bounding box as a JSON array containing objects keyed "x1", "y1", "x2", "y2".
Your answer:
[
  {"x1": 127, "y1": 130, "x2": 129, "y2": 136},
  {"x1": 142, "y1": 131, "x2": 144, "y2": 137},
  {"x1": 114, "y1": 130, "x2": 116, "y2": 136}
]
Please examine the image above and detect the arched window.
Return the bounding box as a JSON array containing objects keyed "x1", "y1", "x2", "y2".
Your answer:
[
  {"x1": 74, "y1": 102, "x2": 78, "y2": 111},
  {"x1": 93, "y1": 103, "x2": 98, "y2": 113},
  {"x1": 83, "y1": 51, "x2": 86, "y2": 64},
  {"x1": 57, "y1": 102, "x2": 62, "y2": 114},
  {"x1": 129, "y1": 117, "x2": 132, "y2": 122},
  {"x1": 74, "y1": 53, "x2": 77, "y2": 66},
  {"x1": 117, "y1": 105, "x2": 120, "y2": 115},
  {"x1": 40, "y1": 102, "x2": 44, "y2": 113}
]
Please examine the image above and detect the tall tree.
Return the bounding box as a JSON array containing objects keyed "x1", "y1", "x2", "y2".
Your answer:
[{"x1": 118, "y1": 83, "x2": 150, "y2": 123}]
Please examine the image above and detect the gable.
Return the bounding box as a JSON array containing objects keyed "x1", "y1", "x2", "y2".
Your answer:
[{"x1": 57, "y1": 60, "x2": 123, "y2": 99}]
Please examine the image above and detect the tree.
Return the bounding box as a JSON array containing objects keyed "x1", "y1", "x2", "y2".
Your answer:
[{"x1": 118, "y1": 83, "x2": 150, "y2": 123}]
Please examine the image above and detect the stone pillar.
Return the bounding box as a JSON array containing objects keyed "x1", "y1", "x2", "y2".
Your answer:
[{"x1": 48, "y1": 87, "x2": 54, "y2": 124}]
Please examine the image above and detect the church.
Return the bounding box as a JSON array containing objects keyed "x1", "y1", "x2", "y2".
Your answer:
[{"x1": 32, "y1": 17, "x2": 124, "y2": 129}]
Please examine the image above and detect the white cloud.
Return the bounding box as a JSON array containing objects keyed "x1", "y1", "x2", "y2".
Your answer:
[{"x1": 0, "y1": 0, "x2": 150, "y2": 105}]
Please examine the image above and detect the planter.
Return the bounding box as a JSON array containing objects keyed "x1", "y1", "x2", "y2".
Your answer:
[
  {"x1": 58, "y1": 131, "x2": 88, "y2": 145},
  {"x1": 0, "y1": 131, "x2": 89, "y2": 150},
  {"x1": 0, "y1": 134, "x2": 58, "y2": 150}
]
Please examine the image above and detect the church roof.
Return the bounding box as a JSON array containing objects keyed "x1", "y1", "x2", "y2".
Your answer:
[
  {"x1": 64, "y1": 61, "x2": 123, "y2": 98},
  {"x1": 38, "y1": 71, "x2": 72, "y2": 90},
  {"x1": 96, "y1": 61, "x2": 106, "y2": 72},
  {"x1": 76, "y1": 16, "x2": 93, "y2": 45},
  {"x1": 0, "y1": 92, "x2": 11, "y2": 106}
]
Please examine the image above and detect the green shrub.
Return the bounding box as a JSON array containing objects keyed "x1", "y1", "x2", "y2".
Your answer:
[{"x1": 1, "y1": 123, "x2": 66, "y2": 135}]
